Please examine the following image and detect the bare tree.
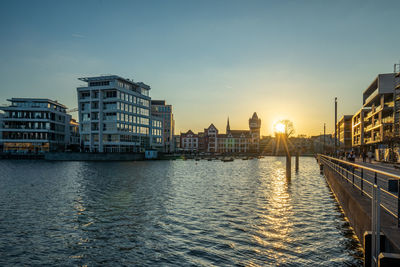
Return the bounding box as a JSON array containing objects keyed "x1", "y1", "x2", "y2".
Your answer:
[{"x1": 276, "y1": 119, "x2": 295, "y2": 138}]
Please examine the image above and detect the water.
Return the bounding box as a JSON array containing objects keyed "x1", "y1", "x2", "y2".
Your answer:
[{"x1": 0, "y1": 157, "x2": 362, "y2": 266}]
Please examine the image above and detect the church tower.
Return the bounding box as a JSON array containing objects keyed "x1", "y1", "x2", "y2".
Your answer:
[
  {"x1": 226, "y1": 117, "x2": 231, "y2": 133},
  {"x1": 249, "y1": 112, "x2": 261, "y2": 152}
]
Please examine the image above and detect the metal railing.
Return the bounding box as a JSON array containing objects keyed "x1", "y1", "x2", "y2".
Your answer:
[
  {"x1": 318, "y1": 154, "x2": 400, "y2": 226},
  {"x1": 318, "y1": 154, "x2": 400, "y2": 266}
]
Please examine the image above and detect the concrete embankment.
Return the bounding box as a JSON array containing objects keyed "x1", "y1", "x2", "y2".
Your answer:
[
  {"x1": 45, "y1": 152, "x2": 144, "y2": 161},
  {"x1": 322, "y1": 162, "x2": 400, "y2": 265}
]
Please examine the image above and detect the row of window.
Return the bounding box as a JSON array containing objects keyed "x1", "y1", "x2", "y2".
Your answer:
[
  {"x1": 151, "y1": 129, "x2": 162, "y2": 136},
  {"x1": 11, "y1": 102, "x2": 65, "y2": 112},
  {"x1": 89, "y1": 81, "x2": 110, "y2": 87},
  {"x1": 80, "y1": 90, "x2": 150, "y2": 107},
  {"x1": 81, "y1": 123, "x2": 149, "y2": 135},
  {"x1": 5, "y1": 111, "x2": 66, "y2": 122},
  {"x1": 82, "y1": 112, "x2": 150, "y2": 125},
  {"x1": 152, "y1": 137, "x2": 162, "y2": 144},
  {"x1": 2, "y1": 132, "x2": 64, "y2": 141},
  {"x1": 81, "y1": 134, "x2": 150, "y2": 143},
  {"x1": 153, "y1": 106, "x2": 171, "y2": 112},
  {"x1": 152, "y1": 120, "x2": 162, "y2": 128}
]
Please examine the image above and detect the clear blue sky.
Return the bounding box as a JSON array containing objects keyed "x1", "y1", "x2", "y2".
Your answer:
[{"x1": 0, "y1": 0, "x2": 399, "y2": 136}]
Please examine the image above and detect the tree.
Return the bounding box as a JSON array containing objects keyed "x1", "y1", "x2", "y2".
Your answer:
[
  {"x1": 274, "y1": 119, "x2": 295, "y2": 138},
  {"x1": 273, "y1": 120, "x2": 295, "y2": 155}
]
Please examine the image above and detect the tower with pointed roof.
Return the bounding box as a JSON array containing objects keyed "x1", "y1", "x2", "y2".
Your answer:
[
  {"x1": 249, "y1": 112, "x2": 261, "y2": 152},
  {"x1": 226, "y1": 117, "x2": 231, "y2": 134}
]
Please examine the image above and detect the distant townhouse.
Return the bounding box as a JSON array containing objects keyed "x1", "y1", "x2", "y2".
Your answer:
[
  {"x1": 217, "y1": 113, "x2": 261, "y2": 154},
  {"x1": 151, "y1": 100, "x2": 175, "y2": 153},
  {"x1": 0, "y1": 98, "x2": 75, "y2": 153},
  {"x1": 77, "y1": 75, "x2": 153, "y2": 153},
  {"x1": 180, "y1": 130, "x2": 198, "y2": 152},
  {"x1": 204, "y1": 123, "x2": 218, "y2": 153},
  {"x1": 179, "y1": 112, "x2": 261, "y2": 154}
]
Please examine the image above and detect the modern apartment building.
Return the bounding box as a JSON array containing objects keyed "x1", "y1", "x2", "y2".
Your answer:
[
  {"x1": 77, "y1": 75, "x2": 153, "y2": 153},
  {"x1": 151, "y1": 100, "x2": 175, "y2": 153},
  {"x1": 69, "y1": 118, "x2": 80, "y2": 151},
  {"x1": 150, "y1": 115, "x2": 163, "y2": 151},
  {"x1": 336, "y1": 115, "x2": 352, "y2": 151},
  {"x1": 352, "y1": 108, "x2": 369, "y2": 149},
  {"x1": 362, "y1": 73, "x2": 395, "y2": 147},
  {"x1": 0, "y1": 98, "x2": 74, "y2": 153},
  {"x1": 173, "y1": 135, "x2": 181, "y2": 152}
]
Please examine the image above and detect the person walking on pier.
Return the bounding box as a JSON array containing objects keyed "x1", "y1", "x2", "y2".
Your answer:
[
  {"x1": 362, "y1": 150, "x2": 367, "y2": 163},
  {"x1": 347, "y1": 151, "x2": 356, "y2": 162}
]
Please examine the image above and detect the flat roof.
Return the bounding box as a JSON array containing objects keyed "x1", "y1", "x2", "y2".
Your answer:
[
  {"x1": 7, "y1": 98, "x2": 67, "y2": 109},
  {"x1": 78, "y1": 75, "x2": 151, "y2": 90},
  {"x1": 151, "y1": 100, "x2": 166, "y2": 105},
  {"x1": 362, "y1": 73, "x2": 394, "y2": 95}
]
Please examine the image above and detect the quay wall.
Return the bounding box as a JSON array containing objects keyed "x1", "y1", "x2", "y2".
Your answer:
[
  {"x1": 323, "y1": 164, "x2": 400, "y2": 254},
  {"x1": 323, "y1": 166, "x2": 371, "y2": 244},
  {"x1": 45, "y1": 152, "x2": 144, "y2": 161}
]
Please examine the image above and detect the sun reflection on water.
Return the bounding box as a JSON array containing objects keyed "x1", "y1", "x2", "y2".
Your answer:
[{"x1": 253, "y1": 159, "x2": 294, "y2": 264}]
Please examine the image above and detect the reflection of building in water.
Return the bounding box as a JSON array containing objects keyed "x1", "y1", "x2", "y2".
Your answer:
[{"x1": 180, "y1": 112, "x2": 261, "y2": 154}]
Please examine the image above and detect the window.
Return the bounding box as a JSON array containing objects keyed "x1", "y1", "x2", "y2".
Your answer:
[
  {"x1": 89, "y1": 81, "x2": 110, "y2": 86},
  {"x1": 105, "y1": 90, "x2": 117, "y2": 98}
]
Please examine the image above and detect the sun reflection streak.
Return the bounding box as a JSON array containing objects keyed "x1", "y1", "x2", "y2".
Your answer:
[{"x1": 252, "y1": 161, "x2": 294, "y2": 264}]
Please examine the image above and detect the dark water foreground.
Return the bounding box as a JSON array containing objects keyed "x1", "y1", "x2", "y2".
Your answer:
[{"x1": 0, "y1": 157, "x2": 362, "y2": 266}]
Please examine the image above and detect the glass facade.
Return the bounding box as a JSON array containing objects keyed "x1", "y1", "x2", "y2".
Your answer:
[{"x1": 77, "y1": 76, "x2": 156, "y2": 153}]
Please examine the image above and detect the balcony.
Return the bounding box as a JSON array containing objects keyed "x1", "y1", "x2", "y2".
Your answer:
[{"x1": 384, "y1": 102, "x2": 394, "y2": 108}]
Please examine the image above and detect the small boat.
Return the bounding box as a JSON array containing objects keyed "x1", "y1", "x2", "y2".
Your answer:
[
  {"x1": 221, "y1": 157, "x2": 234, "y2": 162},
  {"x1": 242, "y1": 157, "x2": 248, "y2": 160}
]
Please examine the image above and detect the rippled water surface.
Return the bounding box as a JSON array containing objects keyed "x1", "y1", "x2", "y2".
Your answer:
[{"x1": 0, "y1": 157, "x2": 362, "y2": 266}]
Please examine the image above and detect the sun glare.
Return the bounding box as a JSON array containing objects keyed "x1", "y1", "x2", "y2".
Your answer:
[{"x1": 274, "y1": 122, "x2": 286, "y2": 133}]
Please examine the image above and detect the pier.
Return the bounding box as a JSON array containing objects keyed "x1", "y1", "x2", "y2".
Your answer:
[{"x1": 318, "y1": 154, "x2": 400, "y2": 266}]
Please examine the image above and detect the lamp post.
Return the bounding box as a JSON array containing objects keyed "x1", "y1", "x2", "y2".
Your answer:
[
  {"x1": 334, "y1": 97, "x2": 337, "y2": 156},
  {"x1": 324, "y1": 123, "x2": 326, "y2": 154}
]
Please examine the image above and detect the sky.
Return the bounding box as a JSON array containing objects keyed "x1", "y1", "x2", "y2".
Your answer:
[{"x1": 0, "y1": 0, "x2": 399, "y2": 136}]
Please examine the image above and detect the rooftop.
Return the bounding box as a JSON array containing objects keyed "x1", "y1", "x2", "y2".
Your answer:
[
  {"x1": 78, "y1": 75, "x2": 151, "y2": 90},
  {"x1": 6, "y1": 98, "x2": 67, "y2": 109}
]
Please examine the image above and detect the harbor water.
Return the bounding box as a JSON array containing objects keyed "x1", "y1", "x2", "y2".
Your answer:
[{"x1": 0, "y1": 157, "x2": 362, "y2": 266}]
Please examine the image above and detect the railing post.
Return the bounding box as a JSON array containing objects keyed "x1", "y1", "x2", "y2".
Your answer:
[
  {"x1": 352, "y1": 167, "x2": 355, "y2": 187},
  {"x1": 372, "y1": 185, "x2": 381, "y2": 267},
  {"x1": 374, "y1": 172, "x2": 377, "y2": 185},
  {"x1": 398, "y1": 180, "x2": 400, "y2": 228},
  {"x1": 361, "y1": 169, "x2": 364, "y2": 195}
]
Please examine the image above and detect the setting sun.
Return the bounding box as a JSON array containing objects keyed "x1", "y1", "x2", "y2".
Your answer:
[{"x1": 274, "y1": 122, "x2": 286, "y2": 133}]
